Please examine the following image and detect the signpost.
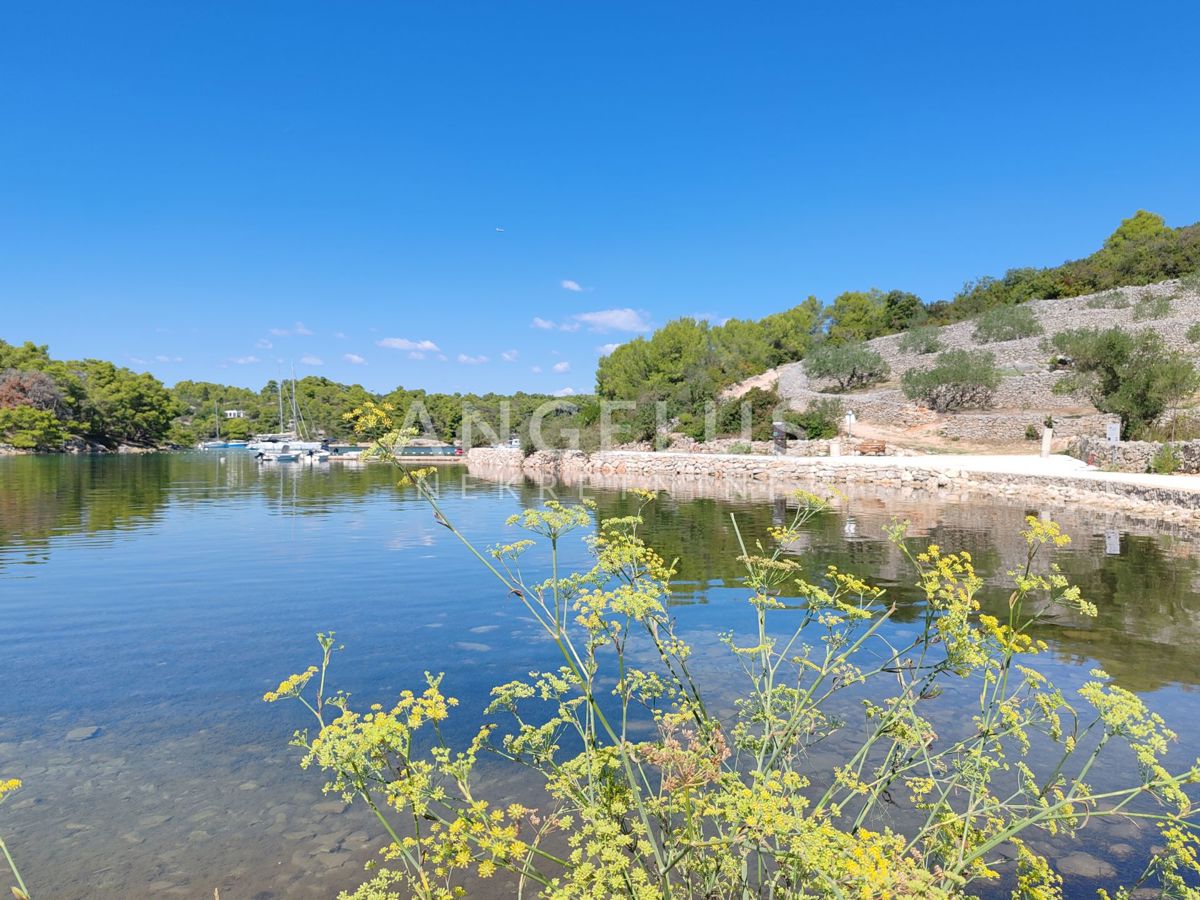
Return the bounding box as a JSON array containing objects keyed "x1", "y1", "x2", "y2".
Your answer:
[
  {"x1": 844, "y1": 411, "x2": 856, "y2": 440},
  {"x1": 1106, "y1": 421, "x2": 1120, "y2": 468},
  {"x1": 772, "y1": 421, "x2": 787, "y2": 456}
]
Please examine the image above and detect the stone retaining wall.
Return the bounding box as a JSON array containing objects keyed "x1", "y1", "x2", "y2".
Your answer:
[
  {"x1": 1068, "y1": 436, "x2": 1200, "y2": 474},
  {"x1": 467, "y1": 448, "x2": 1200, "y2": 527}
]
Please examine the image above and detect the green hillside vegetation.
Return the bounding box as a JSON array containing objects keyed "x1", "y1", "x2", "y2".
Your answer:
[{"x1": 596, "y1": 210, "x2": 1200, "y2": 438}]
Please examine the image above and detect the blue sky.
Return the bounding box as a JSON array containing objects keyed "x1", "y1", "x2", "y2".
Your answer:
[{"x1": 2, "y1": 2, "x2": 1198, "y2": 396}]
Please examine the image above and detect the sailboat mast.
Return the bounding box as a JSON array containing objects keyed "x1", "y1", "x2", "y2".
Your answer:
[
  {"x1": 277, "y1": 379, "x2": 285, "y2": 432},
  {"x1": 214, "y1": 399, "x2": 221, "y2": 440}
]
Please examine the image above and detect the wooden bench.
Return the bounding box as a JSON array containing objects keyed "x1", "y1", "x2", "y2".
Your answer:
[{"x1": 854, "y1": 439, "x2": 887, "y2": 456}]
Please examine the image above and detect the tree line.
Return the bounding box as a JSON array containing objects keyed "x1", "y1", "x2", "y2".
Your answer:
[{"x1": 0, "y1": 341, "x2": 602, "y2": 451}]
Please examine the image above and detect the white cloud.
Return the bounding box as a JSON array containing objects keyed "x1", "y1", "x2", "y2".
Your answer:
[
  {"x1": 378, "y1": 337, "x2": 440, "y2": 351},
  {"x1": 561, "y1": 279, "x2": 583, "y2": 292},
  {"x1": 129, "y1": 356, "x2": 147, "y2": 365},
  {"x1": 552, "y1": 387, "x2": 577, "y2": 397},
  {"x1": 531, "y1": 317, "x2": 556, "y2": 330},
  {"x1": 560, "y1": 321, "x2": 581, "y2": 332},
  {"x1": 334, "y1": 331, "x2": 348, "y2": 339},
  {"x1": 457, "y1": 353, "x2": 489, "y2": 365},
  {"x1": 256, "y1": 338, "x2": 274, "y2": 349},
  {"x1": 267, "y1": 321, "x2": 314, "y2": 337},
  {"x1": 233, "y1": 355, "x2": 262, "y2": 365},
  {"x1": 553, "y1": 361, "x2": 570, "y2": 373},
  {"x1": 300, "y1": 355, "x2": 324, "y2": 366},
  {"x1": 437, "y1": 354, "x2": 448, "y2": 361},
  {"x1": 531, "y1": 365, "x2": 542, "y2": 374},
  {"x1": 501, "y1": 350, "x2": 519, "y2": 362},
  {"x1": 344, "y1": 353, "x2": 366, "y2": 365},
  {"x1": 597, "y1": 342, "x2": 621, "y2": 355},
  {"x1": 409, "y1": 351, "x2": 426, "y2": 360},
  {"x1": 572, "y1": 308, "x2": 652, "y2": 333}
]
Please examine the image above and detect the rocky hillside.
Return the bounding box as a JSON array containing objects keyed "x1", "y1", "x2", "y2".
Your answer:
[{"x1": 726, "y1": 279, "x2": 1200, "y2": 448}]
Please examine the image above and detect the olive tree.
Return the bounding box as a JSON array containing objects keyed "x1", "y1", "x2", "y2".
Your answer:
[
  {"x1": 804, "y1": 342, "x2": 890, "y2": 392},
  {"x1": 902, "y1": 350, "x2": 1002, "y2": 411}
]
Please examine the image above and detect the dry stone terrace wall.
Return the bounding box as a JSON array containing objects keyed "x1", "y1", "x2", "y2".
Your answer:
[
  {"x1": 744, "y1": 279, "x2": 1200, "y2": 439},
  {"x1": 1068, "y1": 436, "x2": 1200, "y2": 474},
  {"x1": 467, "y1": 448, "x2": 1200, "y2": 528}
]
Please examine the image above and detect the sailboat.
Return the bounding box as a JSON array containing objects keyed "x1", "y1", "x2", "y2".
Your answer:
[
  {"x1": 251, "y1": 371, "x2": 328, "y2": 462},
  {"x1": 198, "y1": 400, "x2": 227, "y2": 450}
]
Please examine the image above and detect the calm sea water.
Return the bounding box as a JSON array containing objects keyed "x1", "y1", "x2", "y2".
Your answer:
[{"x1": 1, "y1": 453, "x2": 1198, "y2": 898}]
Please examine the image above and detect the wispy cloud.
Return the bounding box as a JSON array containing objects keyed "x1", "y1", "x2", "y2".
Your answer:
[
  {"x1": 378, "y1": 337, "x2": 441, "y2": 352},
  {"x1": 501, "y1": 350, "x2": 519, "y2": 362},
  {"x1": 268, "y1": 321, "x2": 314, "y2": 337},
  {"x1": 334, "y1": 331, "x2": 348, "y2": 340},
  {"x1": 561, "y1": 279, "x2": 584, "y2": 292},
  {"x1": 129, "y1": 356, "x2": 147, "y2": 365},
  {"x1": 573, "y1": 308, "x2": 651, "y2": 332},
  {"x1": 233, "y1": 355, "x2": 262, "y2": 365},
  {"x1": 409, "y1": 352, "x2": 426, "y2": 360},
  {"x1": 300, "y1": 355, "x2": 324, "y2": 366},
  {"x1": 256, "y1": 338, "x2": 274, "y2": 349},
  {"x1": 457, "y1": 353, "x2": 489, "y2": 365},
  {"x1": 553, "y1": 361, "x2": 570, "y2": 373},
  {"x1": 531, "y1": 317, "x2": 556, "y2": 330},
  {"x1": 154, "y1": 354, "x2": 183, "y2": 363},
  {"x1": 344, "y1": 353, "x2": 366, "y2": 365},
  {"x1": 531, "y1": 365, "x2": 542, "y2": 374},
  {"x1": 597, "y1": 342, "x2": 621, "y2": 356},
  {"x1": 553, "y1": 387, "x2": 577, "y2": 397}
]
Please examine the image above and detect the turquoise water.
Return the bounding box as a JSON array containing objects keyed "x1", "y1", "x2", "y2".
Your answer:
[{"x1": 1, "y1": 453, "x2": 1198, "y2": 897}]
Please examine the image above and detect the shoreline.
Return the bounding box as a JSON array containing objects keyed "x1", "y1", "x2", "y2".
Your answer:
[{"x1": 466, "y1": 447, "x2": 1200, "y2": 529}]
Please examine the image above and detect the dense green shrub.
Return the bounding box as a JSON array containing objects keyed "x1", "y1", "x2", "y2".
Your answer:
[
  {"x1": 804, "y1": 342, "x2": 890, "y2": 391},
  {"x1": 1132, "y1": 291, "x2": 1173, "y2": 321},
  {"x1": 783, "y1": 397, "x2": 843, "y2": 440},
  {"x1": 1188, "y1": 322, "x2": 1200, "y2": 343},
  {"x1": 1052, "y1": 328, "x2": 1199, "y2": 438},
  {"x1": 971, "y1": 305, "x2": 1043, "y2": 344},
  {"x1": 727, "y1": 440, "x2": 751, "y2": 454},
  {"x1": 897, "y1": 324, "x2": 942, "y2": 354},
  {"x1": 901, "y1": 350, "x2": 1002, "y2": 411},
  {"x1": 1150, "y1": 443, "x2": 1181, "y2": 475},
  {"x1": 0, "y1": 405, "x2": 67, "y2": 450},
  {"x1": 712, "y1": 386, "x2": 783, "y2": 441}
]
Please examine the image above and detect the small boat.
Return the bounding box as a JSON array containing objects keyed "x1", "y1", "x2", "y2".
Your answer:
[
  {"x1": 256, "y1": 450, "x2": 299, "y2": 463},
  {"x1": 224, "y1": 440, "x2": 249, "y2": 448}
]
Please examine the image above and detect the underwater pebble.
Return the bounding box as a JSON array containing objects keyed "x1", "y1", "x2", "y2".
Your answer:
[{"x1": 1056, "y1": 851, "x2": 1116, "y2": 879}]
